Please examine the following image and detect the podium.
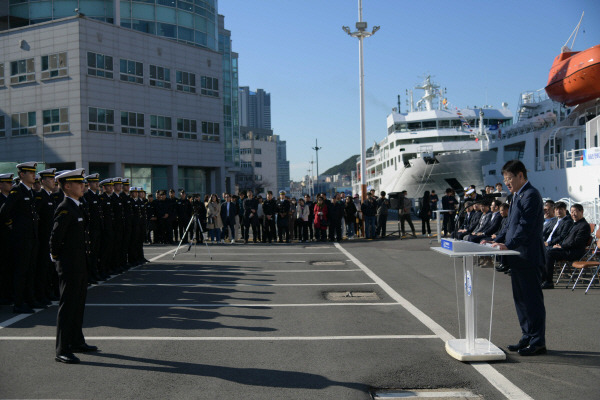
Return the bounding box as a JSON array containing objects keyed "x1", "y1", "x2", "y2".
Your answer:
[
  {"x1": 432, "y1": 239, "x2": 519, "y2": 362},
  {"x1": 430, "y1": 210, "x2": 454, "y2": 244}
]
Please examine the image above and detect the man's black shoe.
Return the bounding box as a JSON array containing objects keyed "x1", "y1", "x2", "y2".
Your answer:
[
  {"x1": 504, "y1": 268, "x2": 512, "y2": 275},
  {"x1": 71, "y1": 343, "x2": 99, "y2": 353},
  {"x1": 495, "y1": 264, "x2": 509, "y2": 272},
  {"x1": 518, "y1": 345, "x2": 547, "y2": 356},
  {"x1": 541, "y1": 281, "x2": 555, "y2": 289},
  {"x1": 507, "y1": 340, "x2": 530, "y2": 352},
  {"x1": 55, "y1": 353, "x2": 80, "y2": 364},
  {"x1": 13, "y1": 304, "x2": 35, "y2": 314}
]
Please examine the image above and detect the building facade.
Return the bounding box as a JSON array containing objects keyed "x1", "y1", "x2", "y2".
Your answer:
[
  {"x1": 238, "y1": 86, "x2": 270, "y2": 130},
  {"x1": 0, "y1": 16, "x2": 234, "y2": 194},
  {"x1": 238, "y1": 127, "x2": 278, "y2": 195}
]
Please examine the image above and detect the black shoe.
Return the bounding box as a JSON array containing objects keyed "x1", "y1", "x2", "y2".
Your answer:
[
  {"x1": 55, "y1": 353, "x2": 80, "y2": 364},
  {"x1": 71, "y1": 343, "x2": 99, "y2": 353},
  {"x1": 13, "y1": 304, "x2": 35, "y2": 314},
  {"x1": 244, "y1": 239, "x2": 248, "y2": 244},
  {"x1": 29, "y1": 301, "x2": 48, "y2": 309},
  {"x1": 518, "y1": 345, "x2": 547, "y2": 356},
  {"x1": 495, "y1": 264, "x2": 509, "y2": 272},
  {"x1": 507, "y1": 340, "x2": 530, "y2": 352},
  {"x1": 504, "y1": 268, "x2": 512, "y2": 275},
  {"x1": 541, "y1": 281, "x2": 555, "y2": 289}
]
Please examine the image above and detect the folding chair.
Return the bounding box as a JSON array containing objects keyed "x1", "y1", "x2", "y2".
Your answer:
[
  {"x1": 569, "y1": 244, "x2": 600, "y2": 293},
  {"x1": 554, "y1": 223, "x2": 598, "y2": 285}
]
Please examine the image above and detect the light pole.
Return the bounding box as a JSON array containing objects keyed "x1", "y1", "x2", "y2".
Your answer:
[
  {"x1": 312, "y1": 139, "x2": 322, "y2": 194},
  {"x1": 309, "y1": 158, "x2": 315, "y2": 197},
  {"x1": 343, "y1": 0, "x2": 379, "y2": 202}
]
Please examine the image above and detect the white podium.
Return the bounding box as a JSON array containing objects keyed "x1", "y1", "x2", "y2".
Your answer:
[
  {"x1": 432, "y1": 239, "x2": 519, "y2": 362},
  {"x1": 430, "y1": 210, "x2": 454, "y2": 244}
]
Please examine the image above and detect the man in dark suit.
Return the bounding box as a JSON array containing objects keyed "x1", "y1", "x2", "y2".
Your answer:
[
  {"x1": 542, "y1": 203, "x2": 590, "y2": 289},
  {"x1": 467, "y1": 200, "x2": 503, "y2": 243},
  {"x1": 220, "y1": 193, "x2": 237, "y2": 243},
  {"x1": 542, "y1": 200, "x2": 557, "y2": 241},
  {"x1": 441, "y1": 188, "x2": 458, "y2": 237},
  {"x1": 544, "y1": 201, "x2": 573, "y2": 249},
  {"x1": 50, "y1": 169, "x2": 98, "y2": 364},
  {"x1": 485, "y1": 160, "x2": 547, "y2": 356},
  {"x1": 242, "y1": 191, "x2": 259, "y2": 244}
]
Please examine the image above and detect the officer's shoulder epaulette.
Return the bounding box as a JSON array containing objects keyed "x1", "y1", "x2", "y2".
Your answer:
[
  {"x1": 59, "y1": 210, "x2": 69, "y2": 215},
  {"x1": 35, "y1": 195, "x2": 42, "y2": 200},
  {"x1": 10, "y1": 189, "x2": 17, "y2": 194}
]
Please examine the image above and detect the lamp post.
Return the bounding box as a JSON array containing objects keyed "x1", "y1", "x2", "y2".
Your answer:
[
  {"x1": 343, "y1": 0, "x2": 379, "y2": 202},
  {"x1": 312, "y1": 139, "x2": 322, "y2": 194}
]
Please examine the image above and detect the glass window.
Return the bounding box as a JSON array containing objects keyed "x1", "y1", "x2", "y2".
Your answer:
[
  {"x1": 41, "y1": 52, "x2": 68, "y2": 79},
  {"x1": 10, "y1": 58, "x2": 35, "y2": 84},
  {"x1": 132, "y1": 20, "x2": 156, "y2": 34},
  {"x1": 0, "y1": 115, "x2": 5, "y2": 138},
  {"x1": 43, "y1": 108, "x2": 69, "y2": 133},
  {"x1": 201, "y1": 121, "x2": 219, "y2": 141},
  {"x1": 422, "y1": 120, "x2": 436, "y2": 129},
  {"x1": 240, "y1": 148, "x2": 251, "y2": 154},
  {"x1": 149, "y1": 65, "x2": 171, "y2": 88},
  {"x1": 177, "y1": 118, "x2": 197, "y2": 139},
  {"x1": 178, "y1": 26, "x2": 194, "y2": 42},
  {"x1": 177, "y1": 166, "x2": 206, "y2": 194},
  {"x1": 29, "y1": 0, "x2": 52, "y2": 18},
  {"x1": 121, "y1": 111, "x2": 145, "y2": 135},
  {"x1": 132, "y1": 2, "x2": 154, "y2": 19},
  {"x1": 200, "y1": 75, "x2": 218, "y2": 97},
  {"x1": 150, "y1": 115, "x2": 172, "y2": 137},
  {"x1": 254, "y1": 148, "x2": 262, "y2": 154},
  {"x1": 87, "y1": 52, "x2": 113, "y2": 79},
  {"x1": 11, "y1": 111, "x2": 36, "y2": 136},
  {"x1": 255, "y1": 162, "x2": 262, "y2": 168},
  {"x1": 53, "y1": 0, "x2": 77, "y2": 18},
  {"x1": 157, "y1": 22, "x2": 176, "y2": 38},
  {"x1": 176, "y1": 70, "x2": 196, "y2": 93},
  {"x1": 0, "y1": 64, "x2": 4, "y2": 86},
  {"x1": 120, "y1": 59, "x2": 143, "y2": 84},
  {"x1": 88, "y1": 107, "x2": 115, "y2": 132},
  {"x1": 240, "y1": 161, "x2": 251, "y2": 168}
]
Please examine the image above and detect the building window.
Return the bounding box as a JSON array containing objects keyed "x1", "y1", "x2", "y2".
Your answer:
[
  {"x1": 10, "y1": 58, "x2": 35, "y2": 84},
  {"x1": 120, "y1": 59, "x2": 143, "y2": 84},
  {"x1": 0, "y1": 64, "x2": 4, "y2": 86},
  {"x1": 41, "y1": 52, "x2": 67, "y2": 79},
  {"x1": 201, "y1": 121, "x2": 219, "y2": 141},
  {"x1": 254, "y1": 148, "x2": 262, "y2": 154},
  {"x1": 176, "y1": 70, "x2": 196, "y2": 93},
  {"x1": 11, "y1": 111, "x2": 36, "y2": 136},
  {"x1": 255, "y1": 162, "x2": 262, "y2": 168},
  {"x1": 43, "y1": 108, "x2": 69, "y2": 133},
  {"x1": 89, "y1": 107, "x2": 115, "y2": 132},
  {"x1": 240, "y1": 148, "x2": 252, "y2": 154},
  {"x1": 87, "y1": 52, "x2": 113, "y2": 79},
  {"x1": 121, "y1": 111, "x2": 145, "y2": 135},
  {"x1": 201, "y1": 76, "x2": 218, "y2": 97},
  {"x1": 255, "y1": 175, "x2": 262, "y2": 181},
  {"x1": 0, "y1": 115, "x2": 5, "y2": 138},
  {"x1": 150, "y1": 115, "x2": 172, "y2": 137},
  {"x1": 177, "y1": 118, "x2": 197, "y2": 139},
  {"x1": 240, "y1": 161, "x2": 251, "y2": 168},
  {"x1": 149, "y1": 65, "x2": 171, "y2": 89}
]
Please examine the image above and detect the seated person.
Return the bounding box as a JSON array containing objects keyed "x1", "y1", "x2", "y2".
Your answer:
[
  {"x1": 544, "y1": 201, "x2": 573, "y2": 248},
  {"x1": 455, "y1": 202, "x2": 481, "y2": 240},
  {"x1": 467, "y1": 200, "x2": 503, "y2": 243},
  {"x1": 542, "y1": 203, "x2": 591, "y2": 289},
  {"x1": 542, "y1": 200, "x2": 557, "y2": 241}
]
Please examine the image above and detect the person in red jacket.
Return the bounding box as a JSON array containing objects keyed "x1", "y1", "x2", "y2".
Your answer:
[{"x1": 313, "y1": 196, "x2": 328, "y2": 242}]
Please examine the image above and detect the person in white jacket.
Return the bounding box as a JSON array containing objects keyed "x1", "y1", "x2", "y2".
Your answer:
[{"x1": 296, "y1": 198, "x2": 310, "y2": 242}]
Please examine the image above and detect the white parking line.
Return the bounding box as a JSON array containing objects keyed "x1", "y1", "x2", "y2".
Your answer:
[
  {"x1": 172, "y1": 252, "x2": 340, "y2": 256},
  {"x1": 0, "y1": 334, "x2": 438, "y2": 341},
  {"x1": 85, "y1": 303, "x2": 399, "y2": 307},
  {"x1": 149, "y1": 248, "x2": 178, "y2": 262},
  {"x1": 99, "y1": 282, "x2": 377, "y2": 287},
  {"x1": 125, "y1": 269, "x2": 362, "y2": 273},
  {"x1": 334, "y1": 243, "x2": 533, "y2": 400}
]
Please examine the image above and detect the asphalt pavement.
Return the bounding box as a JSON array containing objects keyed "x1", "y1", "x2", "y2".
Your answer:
[{"x1": 0, "y1": 230, "x2": 598, "y2": 399}]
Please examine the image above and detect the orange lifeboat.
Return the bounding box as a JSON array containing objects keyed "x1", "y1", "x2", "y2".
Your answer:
[{"x1": 545, "y1": 44, "x2": 600, "y2": 106}]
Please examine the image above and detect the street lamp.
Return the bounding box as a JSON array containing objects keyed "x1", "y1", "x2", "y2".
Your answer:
[
  {"x1": 312, "y1": 139, "x2": 322, "y2": 194},
  {"x1": 343, "y1": 0, "x2": 379, "y2": 202}
]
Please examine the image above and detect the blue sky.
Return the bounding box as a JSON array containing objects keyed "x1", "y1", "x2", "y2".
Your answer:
[{"x1": 219, "y1": 0, "x2": 600, "y2": 180}]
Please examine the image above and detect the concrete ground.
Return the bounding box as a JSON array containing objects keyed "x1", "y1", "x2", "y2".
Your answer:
[{"x1": 0, "y1": 228, "x2": 598, "y2": 399}]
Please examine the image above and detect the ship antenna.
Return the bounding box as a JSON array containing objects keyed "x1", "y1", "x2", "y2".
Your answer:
[{"x1": 562, "y1": 11, "x2": 584, "y2": 52}]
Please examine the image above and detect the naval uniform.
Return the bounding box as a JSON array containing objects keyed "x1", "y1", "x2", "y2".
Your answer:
[
  {"x1": 83, "y1": 189, "x2": 104, "y2": 280},
  {"x1": 98, "y1": 191, "x2": 115, "y2": 275},
  {"x1": 0, "y1": 192, "x2": 13, "y2": 303},
  {"x1": 276, "y1": 198, "x2": 291, "y2": 243},
  {"x1": 34, "y1": 189, "x2": 56, "y2": 301}
]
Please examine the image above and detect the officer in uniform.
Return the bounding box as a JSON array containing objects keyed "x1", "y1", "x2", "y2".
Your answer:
[
  {"x1": 83, "y1": 173, "x2": 104, "y2": 281},
  {"x1": 99, "y1": 179, "x2": 115, "y2": 275},
  {"x1": 121, "y1": 179, "x2": 133, "y2": 267},
  {"x1": 51, "y1": 169, "x2": 98, "y2": 364},
  {"x1": 242, "y1": 190, "x2": 259, "y2": 244},
  {"x1": 262, "y1": 191, "x2": 276, "y2": 243},
  {"x1": 34, "y1": 168, "x2": 57, "y2": 305},
  {"x1": 111, "y1": 178, "x2": 126, "y2": 271},
  {"x1": 276, "y1": 191, "x2": 291, "y2": 243},
  {"x1": 128, "y1": 187, "x2": 141, "y2": 265},
  {"x1": 0, "y1": 173, "x2": 15, "y2": 304},
  {"x1": 0, "y1": 162, "x2": 41, "y2": 313}
]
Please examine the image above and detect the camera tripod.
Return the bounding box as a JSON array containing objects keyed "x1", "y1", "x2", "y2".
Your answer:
[{"x1": 173, "y1": 213, "x2": 212, "y2": 260}]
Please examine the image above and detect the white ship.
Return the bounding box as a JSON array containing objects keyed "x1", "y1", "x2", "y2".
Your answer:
[
  {"x1": 352, "y1": 76, "x2": 513, "y2": 198},
  {"x1": 482, "y1": 89, "x2": 600, "y2": 203}
]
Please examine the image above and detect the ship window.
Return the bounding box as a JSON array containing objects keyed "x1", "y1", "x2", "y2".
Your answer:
[
  {"x1": 504, "y1": 142, "x2": 525, "y2": 161},
  {"x1": 451, "y1": 120, "x2": 461, "y2": 127},
  {"x1": 439, "y1": 120, "x2": 450, "y2": 128},
  {"x1": 407, "y1": 121, "x2": 421, "y2": 130},
  {"x1": 422, "y1": 120, "x2": 436, "y2": 129},
  {"x1": 394, "y1": 122, "x2": 408, "y2": 132}
]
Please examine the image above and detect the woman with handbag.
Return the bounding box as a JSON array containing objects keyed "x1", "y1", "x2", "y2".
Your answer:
[
  {"x1": 313, "y1": 196, "x2": 329, "y2": 242},
  {"x1": 207, "y1": 194, "x2": 223, "y2": 243}
]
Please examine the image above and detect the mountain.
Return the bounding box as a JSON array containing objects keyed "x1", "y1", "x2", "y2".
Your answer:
[{"x1": 322, "y1": 154, "x2": 359, "y2": 176}]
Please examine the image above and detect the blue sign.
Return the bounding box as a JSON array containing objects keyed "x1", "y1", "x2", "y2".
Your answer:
[
  {"x1": 465, "y1": 270, "x2": 472, "y2": 296},
  {"x1": 441, "y1": 239, "x2": 453, "y2": 251}
]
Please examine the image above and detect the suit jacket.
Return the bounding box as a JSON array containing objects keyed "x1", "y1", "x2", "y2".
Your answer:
[
  {"x1": 466, "y1": 211, "x2": 481, "y2": 232},
  {"x1": 560, "y1": 218, "x2": 591, "y2": 253},
  {"x1": 220, "y1": 201, "x2": 238, "y2": 221},
  {"x1": 471, "y1": 211, "x2": 491, "y2": 234},
  {"x1": 495, "y1": 181, "x2": 545, "y2": 269},
  {"x1": 481, "y1": 212, "x2": 503, "y2": 236},
  {"x1": 546, "y1": 217, "x2": 573, "y2": 247},
  {"x1": 50, "y1": 197, "x2": 86, "y2": 275},
  {"x1": 543, "y1": 217, "x2": 557, "y2": 240}
]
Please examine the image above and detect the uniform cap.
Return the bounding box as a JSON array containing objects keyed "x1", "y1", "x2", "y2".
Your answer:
[
  {"x1": 113, "y1": 177, "x2": 123, "y2": 184},
  {"x1": 279, "y1": 190, "x2": 286, "y2": 195},
  {"x1": 85, "y1": 173, "x2": 100, "y2": 182},
  {"x1": 0, "y1": 173, "x2": 14, "y2": 182},
  {"x1": 39, "y1": 168, "x2": 57, "y2": 178},
  {"x1": 465, "y1": 188, "x2": 475, "y2": 195},
  {"x1": 99, "y1": 178, "x2": 113, "y2": 186},
  {"x1": 55, "y1": 171, "x2": 69, "y2": 180},
  {"x1": 122, "y1": 178, "x2": 130, "y2": 185},
  {"x1": 56, "y1": 168, "x2": 86, "y2": 183},
  {"x1": 34, "y1": 174, "x2": 40, "y2": 182},
  {"x1": 16, "y1": 161, "x2": 37, "y2": 172}
]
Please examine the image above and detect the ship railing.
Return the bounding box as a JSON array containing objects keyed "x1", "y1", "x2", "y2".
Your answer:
[
  {"x1": 564, "y1": 148, "x2": 586, "y2": 168},
  {"x1": 535, "y1": 154, "x2": 566, "y2": 171},
  {"x1": 551, "y1": 197, "x2": 600, "y2": 226}
]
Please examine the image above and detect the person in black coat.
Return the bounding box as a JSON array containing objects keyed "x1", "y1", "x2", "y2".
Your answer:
[
  {"x1": 441, "y1": 188, "x2": 458, "y2": 237},
  {"x1": 344, "y1": 196, "x2": 357, "y2": 239},
  {"x1": 0, "y1": 173, "x2": 15, "y2": 305},
  {"x1": 542, "y1": 203, "x2": 591, "y2": 289},
  {"x1": 328, "y1": 195, "x2": 344, "y2": 242},
  {"x1": 276, "y1": 191, "x2": 291, "y2": 243},
  {"x1": 176, "y1": 190, "x2": 193, "y2": 243},
  {"x1": 0, "y1": 162, "x2": 40, "y2": 313},
  {"x1": 262, "y1": 191, "x2": 277, "y2": 243},
  {"x1": 485, "y1": 160, "x2": 547, "y2": 356},
  {"x1": 50, "y1": 169, "x2": 98, "y2": 364},
  {"x1": 304, "y1": 194, "x2": 315, "y2": 241},
  {"x1": 419, "y1": 191, "x2": 431, "y2": 236},
  {"x1": 220, "y1": 193, "x2": 238, "y2": 242},
  {"x1": 83, "y1": 174, "x2": 104, "y2": 281},
  {"x1": 35, "y1": 168, "x2": 58, "y2": 303},
  {"x1": 242, "y1": 191, "x2": 259, "y2": 243},
  {"x1": 544, "y1": 201, "x2": 573, "y2": 248}
]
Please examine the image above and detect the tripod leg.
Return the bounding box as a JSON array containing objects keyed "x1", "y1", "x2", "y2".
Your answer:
[{"x1": 173, "y1": 215, "x2": 196, "y2": 259}]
